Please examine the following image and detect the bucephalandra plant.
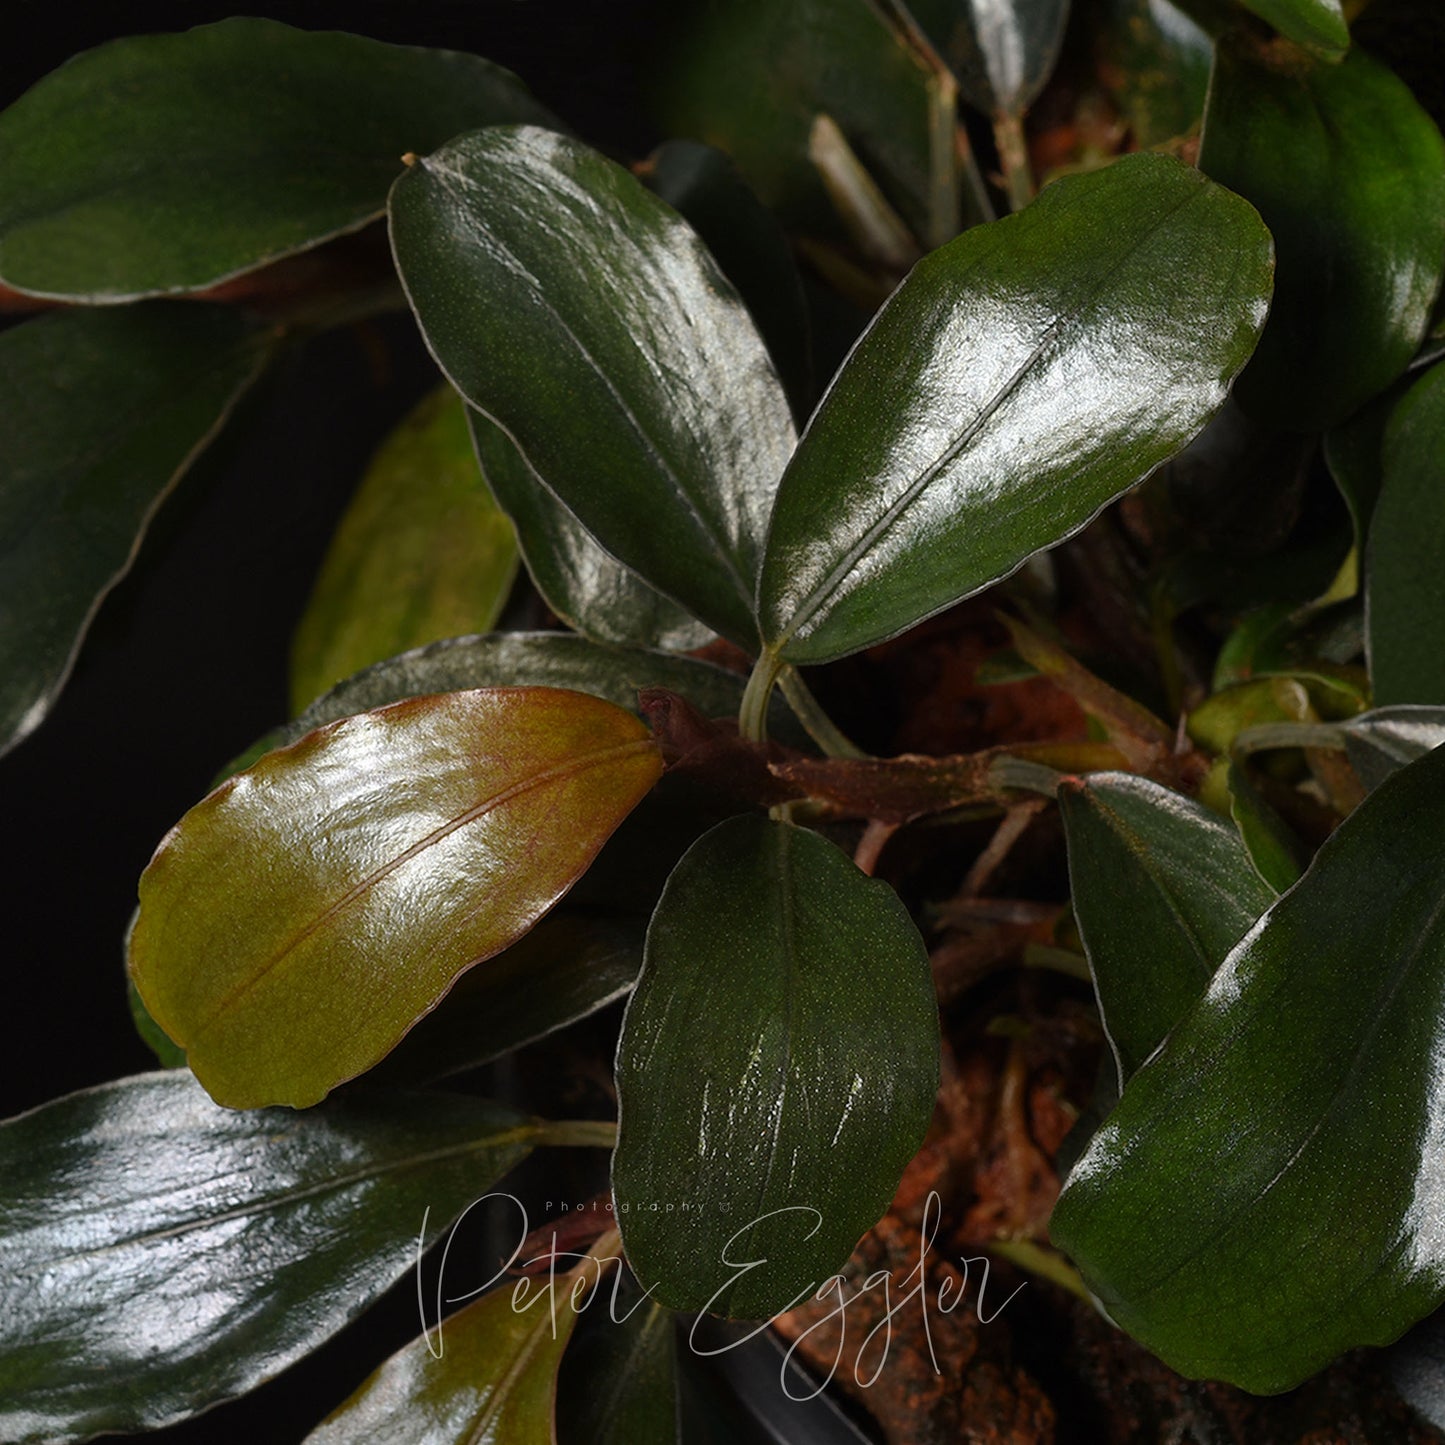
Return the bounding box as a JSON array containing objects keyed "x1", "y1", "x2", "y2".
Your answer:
[{"x1": 4, "y1": 1, "x2": 1445, "y2": 1439}]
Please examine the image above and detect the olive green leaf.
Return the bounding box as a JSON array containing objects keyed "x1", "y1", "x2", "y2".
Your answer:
[
  {"x1": 1096, "y1": 0, "x2": 1213, "y2": 147},
  {"x1": 1052, "y1": 741, "x2": 1445, "y2": 1392},
  {"x1": 0, "y1": 1071, "x2": 537, "y2": 1442},
  {"x1": 1199, "y1": 43, "x2": 1445, "y2": 431},
  {"x1": 0, "y1": 303, "x2": 271, "y2": 756},
  {"x1": 289, "y1": 386, "x2": 519, "y2": 712},
  {"x1": 1059, "y1": 772, "x2": 1276, "y2": 1082},
  {"x1": 613, "y1": 816, "x2": 938, "y2": 1318},
  {"x1": 1238, "y1": 0, "x2": 1348, "y2": 56},
  {"x1": 1226, "y1": 762, "x2": 1306, "y2": 893},
  {"x1": 468, "y1": 410, "x2": 711, "y2": 653},
  {"x1": 130, "y1": 687, "x2": 663, "y2": 1108},
  {"x1": 759, "y1": 152, "x2": 1273, "y2": 666},
  {"x1": 389, "y1": 125, "x2": 797, "y2": 646},
  {"x1": 1367, "y1": 363, "x2": 1445, "y2": 705},
  {"x1": 0, "y1": 18, "x2": 554, "y2": 300}
]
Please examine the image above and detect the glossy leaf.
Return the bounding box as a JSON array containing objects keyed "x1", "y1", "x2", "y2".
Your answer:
[
  {"x1": 1052, "y1": 742, "x2": 1445, "y2": 1392},
  {"x1": 1096, "y1": 0, "x2": 1213, "y2": 147},
  {"x1": 130, "y1": 687, "x2": 663, "y2": 1108},
  {"x1": 1341, "y1": 705, "x2": 1445, "y2": 791},
  {"x1": 290, "y1": 387, "x2": 519, "y2": 712},
  {"x1": 1226, "y1": 762, "x2": 1306, "y2": 893},
  {"x1": 1199, "y1": 43, "x2": 1445, "y2": 431},
  {"x1": 389, "y1": 125, "x2": 797, "y2": 645},
  {"x1": 0, "y1": 1071, "x2": 537, "y2": 1441},
  {"x1": 1367, "y1": 363, "x2": 1445, "y2": 704},
  {"x1": 0, "y1": 303, "x2": 270, "y2": 755},
  {"x1": 911, "y1": 0, "x2": 1072, "y2": 116},
  {"x1": 306, "y1": 1276, "x2": 591, "y2": 1444},
  {"x1": 759, "y1": 152, "x2": 1273, "y2": 665},
  {"x1": 557, "y1": 1280, "x2": 679, "y2": 1445},
  {"x1": 468, "y1": 410, "x2": 711, "y2": 653},
  {"x1": 1059, "y1": 772, "x2": 1275, "y2": 1082},
  {"x1": 0, "y1": 18, "x2": 554, "y2": 300},
  {"x1": 648, "y1": 0, "x2": 966, "y2": 247},
  {"x1": 1238, "y1": 0, "x2": 1348, "y2": 55},
  {"x1": 280, "y1": 632, "x2": 774, "y2": 745},
  {"x1": 613, "y1": 816, "x2": 938, "y2": 1318},
  {"x1": 644, "y1": 139, "x2": 813, "y2": 421},
  {"x1": 372, "y1": 913, "x2": 643, "y2": 1085}
]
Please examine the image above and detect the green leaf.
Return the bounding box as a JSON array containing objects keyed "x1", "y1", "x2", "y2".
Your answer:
[
  {"x1": 1226, "y1": 761, "x2": 1306, "y2": 892},
  {"x1": 759, "y1": 152, "x2": 1273, "y2": 666},
  {"x1": 613, "y1": 816, "x2": 938, "y2": 1318},
  {"x1": 557, "y1": 1279, "x2": 679, "y2": 1445},
  {"x1": 1340, "y1": 705, "x2": 1445, "y2": 791},
  {"x1": 1238, "y1": 0, "x2": 1349, "y2": 55},
  {"x1": 1323, "y1": 386, "x2": 1396, "y2": 547},
  {"x1": 281, "y1": 632, "x2": 773, "y2": 744},
  {"x1": 0, "y1": 18, "x2": 554, "y2": 301},
  {"x1": 1059, "y1": 772, "x2": 1276, "y2": 1082},
  {"x1": 644, "y1": 139, "x2": 814, "y2": 421},
  {"x1": 1367, "y1": 363, "x2": 1445, "y2": 705},
  {"x1": 371, "y1": 913, "x2": 643, "y2": 1085},
  {"x1": 910, "y1": 0, "x2": 1071, "y2": 117},
  {"x1": 389, "y1": 126, "x2": 796, "y2": 646},
  {"x1": 290, "y1": 387, "x2": 519, "y2": 713},
  {"x1": 1199, "y1": 43, "x2": 1445, "y2": 431},
  {"x1": 126, "y1": 975, "x2": 186, "y2": 1069},
  {"x1": 129, "y1": 687, "x2": 663, "y2": 1108},
  {"x1": 1096, "y1": 0, "x2": 1213, "y2": 148},
  {"x1": 468, "y1": 410, "x2": 711, "y2": 653},
  {"x1": 306, "y1": 1275, "x2": 591, "y2": 1444},
  {"x1": 1051, "y1": 741, "x2": 1445, "y2": 1393},
  {"x1": 0, "y1": 1071, "x2": 537, "y2": 1441},
  {"x1": 647, "y1": 0, "x2": 966, "y2": 247},
  {"x1": 0, "y1": 303, "x2": 270, "y2": 755}
]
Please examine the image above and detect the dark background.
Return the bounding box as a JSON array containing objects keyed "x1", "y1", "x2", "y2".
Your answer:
[{"x1": 1, "y1": 4, "x2": 665, "y2": 1438}]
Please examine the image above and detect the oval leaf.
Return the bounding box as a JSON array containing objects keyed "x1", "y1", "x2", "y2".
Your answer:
[
  {"x1": 389, "y1": 125, "x2": 797, "y2": 646},
  {"x1": 468, "y1": 409, "x2": 711, "y2": 653},
  {"x1": 290, "y1": 387, "x2": 519, "y2": 712},
  {"x1": 1199, "y1": 43, "x2": 1445, "y2": 431},
  {"x1": 613, "y1": 816, "x2": 939, "y2": 1318},
  {"x1": 1367, "y1": 362, "x2": 1445, "y2": 705},
  {"x1": 0, "y1": 18, "x2": 554, "y2": 300},
  {"x1": 1051, "y1": 740, "x2": 1445, "y2": 1392},
  {"x1": 1059, "y1": 772, "x2": 1276, "y2": 1083},
  {"x1": 1239, "y1": 0, "x2": 1349, "y2": 56},
  {"x1": 911, "y1": 0, "x2": 1072, "y2": 117},
  {"x1": 0, "y1": 1072, "x2": 537, "y2": 1442},
  {"x1": 130, "y1": 687, "x2": 663, "y2": 1108},
  {"x1": 306, "y1": 1277, "x2": 589, "y2": 1444},
  {"x1": 759, "y1": 151, "x2": 1273, "y2": 666},
  {"x1": 0, "y1": 302, "x2": 270, "y2": 756}
]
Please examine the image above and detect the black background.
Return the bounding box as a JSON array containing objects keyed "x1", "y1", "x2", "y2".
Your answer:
[{"x1": 2, "y1": 4, "x2": 663, "y2": 1438}]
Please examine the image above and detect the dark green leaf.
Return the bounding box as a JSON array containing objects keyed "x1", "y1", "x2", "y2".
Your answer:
[
  {"x1": 759, "y1": 153, "x2": 1272, "y2": 665},
  {"x1": 371, "y1": 913, "x2": 643, "y2": 1085},
  {"x1": 468, "y1": 410, "x2": 711, "y2": 653},
  {"x1": 0, "y1": 18, "x2": 554, "y2": 300},
  {"x1": 1199, "y1": 43, "x2": 1445, "y2": 430},
  {"x1": 1323, "y1": 386, "x2": 1396, "y2": 547},
  {"x1": 0, "y1": 303, "x2": 269, "y2": 755},
  {"x1": 0, "y1": 1071, "x2": 537, "y2": 1441},
  {"x1": 1367, "y1": 363, "x2": 1445, "y2": 704},
  {"x1": 1341, "y1": 706, "x2": 1445, "y2": 790},
  {"x1": 911, "y1": 0, "x2": 1071, "y2": 116},
  {"x1": 1096, "y1": 0, "x2": 1213, "y2": 147},
  {"x1": 613, "y1": 816, "x2": 938, "y2": 1318},
  {"x1": 647, "y1": 0, "x2": 967, "y2": 247},
  {"x1": 1059, "y1": 772, "x2": 1275, "y2": 1082},
  {"x1": 557, "y1": 1277, "x2": 679, "y2": 1445},
  {"x1": 1226, "y1": 761, "x2": 1306, "y2": 892},
  {"x1": 1051, "y1": 741, "x2": 1445, "y2": 1392},
  {"x1": 1238, "y1": 0, "x2": 1348, "y2": 56},
  {"x1": 389, "y1": 126, "x2": 796, "y2": 646},
  {"x1": 306, "y1": 1275, "x2": 590, "y2": 1443},
  {"x1": 644, "y1": 140, "x2": 814, "y2": 421},
  {"x1": 290, "y1": 386, "x2": 519, "y2": 712},
  {"x1": 130, "y1": 687, "x2": 663, "y2": 1108}
]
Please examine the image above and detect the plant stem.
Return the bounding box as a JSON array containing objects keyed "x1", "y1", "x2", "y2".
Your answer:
[
  {"x1": 537, "y1": 1119, "x2": 617, "y2": 1149},
  {"x1": 739, "y1": 648, "x2": 785, "y2": 744},
  {"x1": 777, "y1": 666, "x2": 867, "y2": 758},
  {"x1": 988, "y1": 1238, "x2": 1094, "y2": 1303},
  {"x1": 992, "y1": 110, "x2": 1035, "y2": 213}
]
